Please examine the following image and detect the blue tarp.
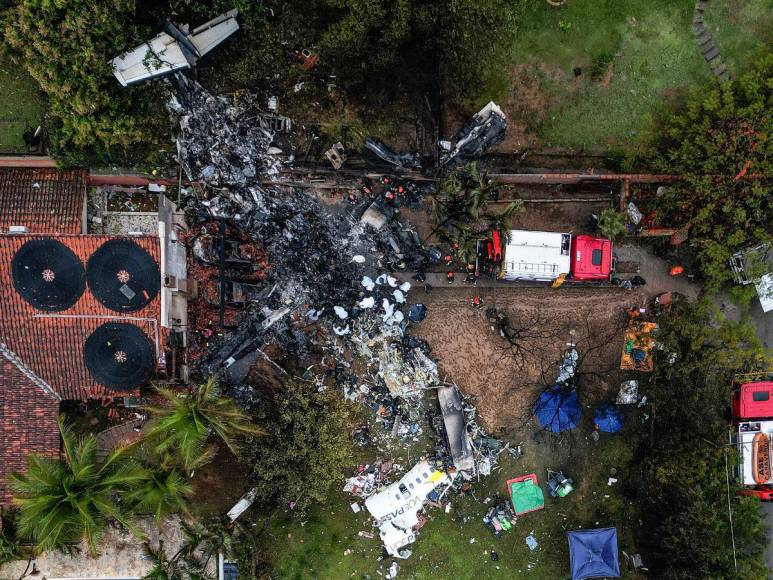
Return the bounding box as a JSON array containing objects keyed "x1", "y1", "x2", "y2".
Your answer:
[
  {"x1": 568, "y1": 527, "x2": 620, "y2": 580},
  {"x1": 535, "y1": 385, "x2": 581, "y2": 433},
  {"x1": 594, "y1": 404, "x2": 624, "y2": 433}
]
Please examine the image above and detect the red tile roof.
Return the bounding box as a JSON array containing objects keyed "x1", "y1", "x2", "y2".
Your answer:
[
  {"x1": 0, "y1": 168, "x2": 86, "y2": 234},
  {"x1": 0, "y1": 234, "x2": 162, "y2": 401},
  {"x1": 0, "y1": 347, "x2": 60, "y2": 505}
]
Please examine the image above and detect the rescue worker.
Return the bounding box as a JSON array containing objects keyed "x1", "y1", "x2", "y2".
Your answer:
[
  {"x1": 471, "y1": 294, "x2": 484, "y2": 309},
  {"x1": 446, "y1": 271, "x2": 455, "y2": 284}
]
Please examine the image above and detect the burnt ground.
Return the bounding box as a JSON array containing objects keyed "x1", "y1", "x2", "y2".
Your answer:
[{"x1": 412, "y1": 286, "x2": 649, "y2": 434}]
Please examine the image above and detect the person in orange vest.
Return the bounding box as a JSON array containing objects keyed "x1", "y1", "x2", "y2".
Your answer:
[
  {"x1": 447, "y1": 271, "x2": 455, "y2": 284},
  {"x1": 669, "y1": 265, "x2": 684, "y2": 276},
  {"x1": 471, "y1": 294, "x2": 484, "y2": 308}
]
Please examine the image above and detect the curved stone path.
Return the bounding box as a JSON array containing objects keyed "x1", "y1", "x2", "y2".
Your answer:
[{"x1": 692, "y1": 0, "x2": 731, "y2": 82}]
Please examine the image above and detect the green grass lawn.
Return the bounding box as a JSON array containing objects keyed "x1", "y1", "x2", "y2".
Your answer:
[
  {"x1": 498, "y1": 0, "x2": 772, "y2": 150},
  {"x1": 262, "y1": 433, "x2": 642, "y2": 579},
  {"x1": 0, "y1": 52, "x2": 44, "y2": 153}
]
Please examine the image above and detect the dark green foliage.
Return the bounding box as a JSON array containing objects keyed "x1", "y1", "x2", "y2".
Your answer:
[
  {"x1": 590, "y1": 50, "x2": 615, "y2": 81},
  {"x1": 634, "y1": 50, "x2": 773, "y2": 293},
  {"x1": 142, "y1": 379, "x2": 265, "y2": 474},
  {"x1": 0, "y1": 527, "x2": 20, "y2": 565},
  {"x1": 10, "y1": 416, "x2": 197, "y2": 555},
  {"x1": 317, "y1": 0, "x2": 521, "y2": 103},
  {"x1": 241, "y1": 380, "x2": 354, "y2": 515},
  {"x1": 10, "y1": 416, "x2": 145, "y2": 555},
  {"x1": 596, "y1": 209, "x2": 626, "y2": 241},
  {"x1": 431, "y1": 162, "x2": 521, "y2": 264},
  {"x1": 634, "y1": 299, "x2": 768, "y2": 578},
  {"x1": 3, "y1": 0, "x2": 168, "y2": 162}
]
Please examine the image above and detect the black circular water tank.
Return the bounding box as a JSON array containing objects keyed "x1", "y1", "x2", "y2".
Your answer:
[
  {"x1": 84, "y1": 322, "x2": 155, "y2": 391},
  {"x1": 11, "y1": 239, "x2": 85, "y2": 311},
  {"x1": 87, "y1": 239, "x2": 160, "y2": 312}
]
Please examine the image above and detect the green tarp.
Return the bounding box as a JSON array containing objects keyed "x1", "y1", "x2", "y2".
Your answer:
[{"x1": 510, "y1": 479, "x2": 545, "y2": 514}]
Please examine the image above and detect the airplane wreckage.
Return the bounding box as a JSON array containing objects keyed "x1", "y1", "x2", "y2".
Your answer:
[{"x1": 108, "y1": 11, "x2": 550, "y2": 559}]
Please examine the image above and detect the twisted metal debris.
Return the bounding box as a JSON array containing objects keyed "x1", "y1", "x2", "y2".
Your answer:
[{"x1": 168, "y1": 74, "x2": 507, "y2": 558}]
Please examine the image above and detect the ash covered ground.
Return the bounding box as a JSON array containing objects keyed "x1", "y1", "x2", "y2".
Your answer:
[{"x1": 169, "y1": 74, "x2": 514, "y2": 557}]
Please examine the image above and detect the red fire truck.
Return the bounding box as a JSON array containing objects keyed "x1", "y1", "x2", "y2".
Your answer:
[
  {"x1": 733, "y1": 376, "x2": 773, "y2": 501},
  {"x1": 480, "y1": 230, "x2": 613, "y2": 282}
]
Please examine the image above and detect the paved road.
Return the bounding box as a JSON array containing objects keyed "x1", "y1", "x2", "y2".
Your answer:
[
  {"x1": 751, "y1": 300, "x2": 773, "y2": 574},
  {"x1": 729, "y1": 295, "x2": 773, "y2": 572}
]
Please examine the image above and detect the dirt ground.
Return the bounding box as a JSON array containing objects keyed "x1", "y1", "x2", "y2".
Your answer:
[
  {"x1": 510, "y1": 200, "x2": 611, "y2": 232},
  {"x1": 412, "y1": 286, "x2": 650, "y2": 434}
]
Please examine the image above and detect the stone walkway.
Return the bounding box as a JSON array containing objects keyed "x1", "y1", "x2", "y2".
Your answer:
[{"x1": 692, "y1": 0, "x2": 731, "y2": 82}]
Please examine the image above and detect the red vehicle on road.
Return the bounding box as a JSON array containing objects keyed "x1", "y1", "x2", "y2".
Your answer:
[
  {"x1": 571, "y1": 234, "x2": 613, "y2": 281},
  {"x1": 480, "y1": 230, "x2": 613, "y2": 282},
  {"x1": 733, "y1": 376, "x2": 773, "y2": 501}
]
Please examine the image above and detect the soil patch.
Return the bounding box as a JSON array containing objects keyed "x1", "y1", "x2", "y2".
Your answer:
[
  {"x1": 412, "y1": 287, "x2": 648, "y2": 434},
  {"x1": 192, "y1": 450, "x2": 248, "y2": 517}
]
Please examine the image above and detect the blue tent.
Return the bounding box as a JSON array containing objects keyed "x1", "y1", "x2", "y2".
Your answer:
[
  {"x1": 568, "y1": 528, "x2": 620, "y2": 580},
  {"x1": 594, "y1": 404, "x2": 624, "y2": 433},
  {"x1": 535, "y1": 385, "x2": 581, "y2": 433}
]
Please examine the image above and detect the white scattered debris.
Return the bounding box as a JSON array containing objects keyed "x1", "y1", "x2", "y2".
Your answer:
[
  {"x1": 386, "y1": 562, "x2": 400, "y2": 579},
  {"x1": 365, "y1": 460, "x2": 455, "y2": 558},
  {"x1": 111, "y1": 10, "x2": 240, "y2": 86},
  {"x1": 358, "y1": 296, "x2": 376, "y2": 309},
  {"x1": 608, "y1": 477, "x2": 618, "y2": 486},
  {"x1": 352, "y1": 255, "x2": 366, "y2": 264},
  {"x1": 525, "y1": 534, "x2": 538, "y2": 551},
  {"x1": 350, "y1": 502, "x2": 361, "y2": 513},
  {"x1": 227, "y1": 487, "x2": 258, "y2": 522},
  {"x1": 362, "y1": 276, "x2": 375, "y2": 291},
  {"x1": 617, "y1": 380, "x2": 639, "y2": 404},
  {"x1": 393, "y1": 289, "x2": 405, "y2": 303},
  {"x1": 334, "y1": 306, "x2": 349, "y2": 319}
]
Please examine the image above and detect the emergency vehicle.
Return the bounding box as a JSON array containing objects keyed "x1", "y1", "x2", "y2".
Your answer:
[{"x1": 480, "y1": 230, "x2": 614, "y2": 282}]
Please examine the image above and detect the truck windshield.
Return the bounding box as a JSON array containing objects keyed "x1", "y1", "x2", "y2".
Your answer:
[{"x1": 592, "y1": 249, "x2": 603, "y2": 266}]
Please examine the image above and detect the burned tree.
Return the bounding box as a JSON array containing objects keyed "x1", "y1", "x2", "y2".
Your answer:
[{"x1": 486, "y1": 305, "x2": 567, "y2": 373}]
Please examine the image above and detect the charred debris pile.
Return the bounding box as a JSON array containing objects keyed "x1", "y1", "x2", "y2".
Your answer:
[{"x1": 169, "y1": 74, "x2": 509, "y2": 556}]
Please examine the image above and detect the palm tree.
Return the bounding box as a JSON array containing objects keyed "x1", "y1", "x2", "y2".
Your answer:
[
  {"x1": 142, "y1": 541, "x2": 212, "y2": 580},
  {"x1": 10, "y1": 416, "x2": 145, "y2": 555},
  {"x1": 0, "y1": 528, "x2": 21, "y2": 565},
  {"x1": 125, "y1": 465, "x2": 193, "y2": 524},
  {"x1": 142, "y1": 378, "x2": 264, "y2": 473},
  {"x1": 429, "y1": 162, "x2": 519, "y2": 247}
]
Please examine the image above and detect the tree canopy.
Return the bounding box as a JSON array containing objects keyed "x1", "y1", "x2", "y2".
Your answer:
[
  {"x1": 241, "y1": 380, "x2": 354, "y2": 515},
  {"x1": 10, "y1": 417, "x2": 144, "y2": 555},
  {"x1": 316, "y1": 0, "x2": 520, "y2": 102},
  {"x1": 635, "y1": 50, "x2": 772, "y2": 294},
  {"x1": 3, "y1": 0, "x2": 168, "y2": 161},
  {"x1": 633, "y1": 299, "x2": 769, "y2": 578},
  {"x1": 142, "y1": 378, "x2": 265, "y2": 474}
]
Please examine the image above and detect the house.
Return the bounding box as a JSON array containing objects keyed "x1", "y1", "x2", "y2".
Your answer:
[{"x1": 0, "y1": 167, "x2": 190, "y2": 510}]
